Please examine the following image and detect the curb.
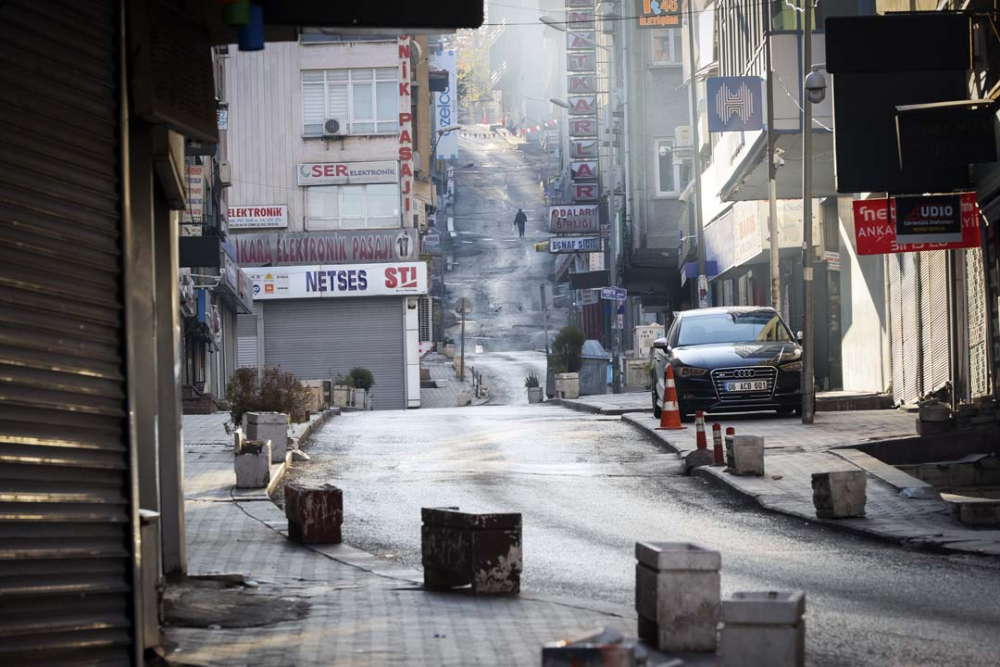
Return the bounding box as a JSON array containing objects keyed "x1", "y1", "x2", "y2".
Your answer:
[
  {"x1": 549, "y1": 397, "x2": 646, "y2": 416},
  {"x1": 620, "y1": 413, "x2": 1000, "y2": 559}
]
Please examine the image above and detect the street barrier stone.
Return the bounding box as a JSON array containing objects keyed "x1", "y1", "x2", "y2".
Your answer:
[
  {"x1": 285, "y1": 483, "x2": 343, "y2": 544},
  {"x1": 332, "y1": 384, "x2": 351, "y2": 408},
  {"x1": 684, "y1": 448, "x2": 714, "y2": 475},
  {"x1": 635, "y1": 541, "x2": 721, "y2": 652},
  {"x1": 234, "y1": 440, "x2": 271, "y2": 489},
  {"x1": 421, "y1": 507, "x2": 522, "y2": 595},
  {"x1": 555, "y1": 373, "x2": 580, "y2": 399},
  {"x1": 720, "y1": 591, "x2": 806, "y2": 667},
  {"x1": 725, "y1": 434, "x2": 765, "y2": 476},
  {"x1": 811, "y1": 470, "x2": 867, "y2": 519},
  {"x1": 243, "y1": 412, "x2": 288, "y2": 463}
]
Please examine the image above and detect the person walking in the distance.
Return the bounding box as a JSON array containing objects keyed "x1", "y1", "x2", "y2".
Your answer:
[{"x1": 514, "y1": 208, "x2": 527, "y2": 238}]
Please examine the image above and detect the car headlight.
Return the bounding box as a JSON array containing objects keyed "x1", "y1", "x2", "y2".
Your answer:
[
  {"x1": 780, "y1": 361, "x2": 803, "y2": 372},
  {"x1": 676, "y1": 366, "x2": 709, "y2": 377}
]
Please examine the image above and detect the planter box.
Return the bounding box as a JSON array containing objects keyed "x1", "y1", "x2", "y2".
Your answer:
[
  {"x1": 234, "y1": 440, "x2": 271, "y2": 488},
  {"x1": 351, "y1": 388, "x2": 367, "y2": 410},
  {"x1": 285, "y1": 483, "x2": 343, "y2": 544},
  {"x1": 721, "y1": 591, "x2": 806, "y2": 667},
  {"x1": 555, "y1": 372, "x2": 580, "y2": 399},
  {"x1": 443, "y1": 344, "x2": 456, "y2": 359},
  {"x1": 635, "y1": 541, "x2": 721, "y2": 653},
  {"x1": 332, "y1": 385, "x2": 352, "y2": 408},
  {"x1": 811, "y1": 470, "x2": 867, "y2": 519},
  {"x1": 725, "y1": 434, "x2": 765, "y2": 476},
  {"x1": 421, "y1": 507, "x2": 522, "y2": 595},
  {"x1": 243, "y1": 412, "x2": 288, "y2": 463},
  {"x1": 527, "y1": 387, "x2": 543, "y2": 404}
]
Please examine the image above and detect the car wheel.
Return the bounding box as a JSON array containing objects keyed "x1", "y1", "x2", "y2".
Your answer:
[{"x1": 652, "y1": 389, "x2": 662, "y2": 420}]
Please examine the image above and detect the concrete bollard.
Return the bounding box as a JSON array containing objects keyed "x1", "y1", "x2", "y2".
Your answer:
[
  {"x1": 721, "y1": 591, "x2": 806, "y2": 667},
  {"x1": 457, "y1": 389, "x2": 473, "y2": 406},
  {"x1": 234, "y1": 440, "x2": 271, "y2": 488},
  {"x1": 635, "y1": 541, "x2": 721, "y2": 652},
  {"x1": 285, "y1": 483, "x2": 343, "y2": 544},
  {"x1": 811, "y1": 470, "x2": 867, "y2": 519},
  {"x1": 421, "y1": 507, "x2": 522, "y2": 595},
  {"x1": 243, "y1": 412, "x2": 288, "y2": 463},
  {"x1": 725, "y1": 434, "x2": 765, "y2": 476}
]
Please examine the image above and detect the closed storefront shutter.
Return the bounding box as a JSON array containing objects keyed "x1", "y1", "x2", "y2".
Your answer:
[
  {"x1": 924, "y1": 251, "x2": 951, "y2": 392},
  {"x1": 966, "y1": 246, "x2": 990, "y2": 398},
  {"x1": 237, "y1": 312, "x2": 258, "y2": 369},
  {"x1": 901, "y1": 253, "x2": 923, "y2": 404},
  {"x1": 0, "y1": 1, "x2": 134, "y2": 663},
  {"x1": 263, "y1": 299, "x2": 406, "y2": 409}
]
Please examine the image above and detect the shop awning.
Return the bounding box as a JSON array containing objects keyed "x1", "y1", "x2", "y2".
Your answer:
[{"x1": 719, "y1": 131, "x2": 838, "y2": 202}]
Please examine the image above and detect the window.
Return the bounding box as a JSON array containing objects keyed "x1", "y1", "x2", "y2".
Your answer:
[
  {"x1": 655, "y1": 138, "x2": 686, "y2": 196},
  {"x1": 302, "y1": 68, "x2": 398, "y2": 136},
  {"x1": 305, "y1": 183, "x2": 400, "y2": 229},
  {"x1": 677, "y1": 311, "x2": 793, "y2": 347},
  {"x1": 651, "y1": 28, "x2": 681, "y2": 65}
]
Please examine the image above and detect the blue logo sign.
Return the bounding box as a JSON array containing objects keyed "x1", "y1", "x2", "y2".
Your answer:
[
  {"x1": 600, "y1": 286, "x2": 627, "y2": 301},
  {"x1": 707, "y1": 77, "x2": 763, "y2": 133}
]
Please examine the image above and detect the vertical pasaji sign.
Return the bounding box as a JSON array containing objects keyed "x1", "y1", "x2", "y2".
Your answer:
[
  {"x1": 566, "y1": 0, "x2": 597, "y2": 205},
  {"x1": 398, "y1": 36, "x2": 414, "y2": 226}
]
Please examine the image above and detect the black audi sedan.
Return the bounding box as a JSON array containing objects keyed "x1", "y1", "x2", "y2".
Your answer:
[{"x1": 650, "y1": 307, "x2": 803, "y2": 420}]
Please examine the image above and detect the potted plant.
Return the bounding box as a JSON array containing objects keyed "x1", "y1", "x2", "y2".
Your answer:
[
  {"x1": 550, "y1": 326, "x2": 584, "y2": 399},
  {"x1": 525, "y1": 374, "x2": 543, "y2": 404},
  {"x1": 442, "y1": 337, "x2": 456, "y2": 359},
  {"x1": 332, "y1": 374, "x2": 353, "y2": 408}
]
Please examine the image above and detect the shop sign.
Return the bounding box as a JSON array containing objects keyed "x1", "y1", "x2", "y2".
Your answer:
[
  {"x1": 566, "y1": 0, "x2": 594, "y2": 7},
  {"x1": 228, "y1": 205, "x2": 288, "y2": 230},
  {"x1": 895, "y1": 194, "x2": 962, "y2": 244},
  {"x1": 579, "y1": 289, "x2": 599, "y2": 306},
  {"x1": 296, "y1": 160, "x2": 398, "y2": 186},
  {"x1": 550, "y1": 236, "x2": 601, "y2": 253},
  {"x1": 703, "y1": 208, "x2": 735, "y2": 277},
  {"x1": 217, "y1": 105, "x2": 228, "y2": 131},
  {"x1": 430, "y1": 49, "x2": 458, "y2": 161},
  {"x1": 568, "y1": 95, "x2": 597, "y2": 116},
  {"x1": 245, "y1": 262, "x2": 428, "y2": 300},
  {"x1": 185, "y1": 164, "x2": 205, "y2": 223},
  {"x1": 707, "y1": 76, "x2": 764, "y2": 133},
  {"x1": 601, "y1": 286, "x2": 627, "y2": 301},
  {"x1": 852, "y1": 193, "x2": 979, "y2": 255},
  {"x1": 549, "y1": 205, "x2": 600, "y2": 233},
  {"x1": 566, "y1": 10, "x2": 595, "y2": 30},
  {"x1": 235, "y1": 229, "x2": 418, "y2": 266},
  {"x1": 571, "y1": 161, "x2": 598, "y2": 180},
  {"x1": 570, "y1": 139, "x2": 598, "y2": 159},
  {"x1": 569, "y1": 117, "x2": 598, "y2": 137},
  {"x1": 637, "y1": 0, "x2": 680, "y2": 28},
  {"x1": 398, "y1": 36, "x2": 415, "y2": 223},
  {"x1": 567, "y1": 31, "x2": 597, "y2": 50},
  {"x1": 567, "y1": 51, "x2": 597, "y2": 72},
  {"x1": 423, "y1": 232, "x2": 442, "y2": 251},
  {"x1": 824, "y1": 251, "x2": 841, "y2": 272},
  {"x1": 572, "y1": 182, "x2": 599, "y2": 201},
  {"x1": 568, "y1": 74, "x2": 596, "y2": 94},
  {"x1": 733, "y1": 200, "x2": 762, "y2": 267}
]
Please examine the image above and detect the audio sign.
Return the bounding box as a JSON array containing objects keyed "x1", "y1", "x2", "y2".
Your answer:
[{"x1": 895, "y1": 194, "x2": 962, "y2": 244}]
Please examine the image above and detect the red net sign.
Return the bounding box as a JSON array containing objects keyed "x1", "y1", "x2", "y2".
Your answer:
[{"x1": 852, "y1": 193, "x2": 980, "y2": 255}]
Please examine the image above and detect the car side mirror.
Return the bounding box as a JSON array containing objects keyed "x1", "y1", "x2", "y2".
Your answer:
[
  {"x1": 653, "y1": 337, "x2": 670, "y2": 351},
  {"x1": 796, "y1": 331, "x2": 804, "y2": 344}
]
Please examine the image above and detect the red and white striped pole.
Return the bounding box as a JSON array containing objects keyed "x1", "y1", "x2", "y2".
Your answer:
[
  {"x1": 712, "y1": 423, "x2": 724, "y2": 465},
  {"x1": 695, "y1": 411, "x2": 707, "y2": 449}
]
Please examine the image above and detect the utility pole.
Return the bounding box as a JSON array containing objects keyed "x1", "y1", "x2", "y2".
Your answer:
[
  {"x1": 801, "y1": 1, "x2": 815, "y2": 424},
  {"x1": 540, "y1": 283, "x2": 551, "y2": 355},
  {"x1": 686, "y1": 0, "x2": 707, "y2": 308},
  {"x1": 765, "y1": 12, "x2": 781, "y2": 313}
]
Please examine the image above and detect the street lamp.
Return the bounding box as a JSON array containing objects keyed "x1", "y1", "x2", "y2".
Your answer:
[
  {"x1": 550, "y1": 97, "x2": 570, "y2": 109},
  {"x1": 430, "y1": 124, "x2": 461, "y2": 342},
  {"x1": 539, "y1": 16, "x2": 566, "y2": 32},
  {"x1": 800, "y1": 5, "x2": 821, "y2": 424}
]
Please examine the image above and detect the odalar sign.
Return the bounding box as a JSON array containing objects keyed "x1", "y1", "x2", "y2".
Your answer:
[
  {"x1": 549, "y1": 205, "x2": 600, "y2": 233},
  {"x1": 549, "y1": 236, "x2": 601, "y2": 253}
]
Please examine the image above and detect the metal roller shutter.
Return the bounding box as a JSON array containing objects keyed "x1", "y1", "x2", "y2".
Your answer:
[
  {"x1": 0, "y1": 0, "x2": 133, "y2": 664},
  {"x1": 263, "y1": 299, "x2": 406, "y2": 409},
  {"x1": 901, "y1": 253, "x2": 923, "y2": 404},
  {"x1": 236, "y1": 312, "x2": 258, "y2": 369},
  {"x1": 966, "y1": 246, "x2": 990, "y2": 398},
  {"x1": 925, "y1": 252, "x2": 951, "y2": 392},
  {"x1": 888, "y1": 254, "x2": 904, "y2": 404}
]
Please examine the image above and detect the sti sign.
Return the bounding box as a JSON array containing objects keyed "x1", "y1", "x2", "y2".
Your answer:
[{"x1": 245, "y1": 262, "x2": 428, "y2": 300}]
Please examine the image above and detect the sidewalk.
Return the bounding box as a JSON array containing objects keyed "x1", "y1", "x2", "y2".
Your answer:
[
  {"x1": 166, "y1": 413, "x2": 693, "y2": 666},
  {"x1": 555, "y1": 390, "x2": 894, "y2": 416},
  {"x1": 616, "y1": 410, "x2": 1000, "y2": 558},
  {"x1": 420, "y1": 351, "x2": 490, "y2": 409}
]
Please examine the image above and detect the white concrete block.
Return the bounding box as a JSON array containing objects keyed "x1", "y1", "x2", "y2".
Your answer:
[
  {"x1": 635, "y1": 542, "x2": 721, "y2": 653},
  {"x1": 721, "y1": 591, "x2": 805, "y2": 667},
  {"x1": 244, "y1": 412, "x2": 288, "y2": 463},
  {"x1": 726, "y1": 435, "x2": 765, "y2": 476},
  {"x1": 555, "y1": 373, "x2": 580, "y2": 399},
  {"x1": 234, "y1": 440, "x2": 271, "y2": 489},
  {"x1": 811, "y1": 470, "x2": 867, "y2": 519}
]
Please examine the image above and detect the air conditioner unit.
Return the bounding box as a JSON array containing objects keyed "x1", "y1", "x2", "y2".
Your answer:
[
  {"x1": 217, "y1": 161, "x2": 232, "y2": 187},
  {"x1": 323, "y1": 119, "x2": 347, "y2": 137},
  {"x1": 674, "y1": 126, "x2": 693, "y2": 149}
]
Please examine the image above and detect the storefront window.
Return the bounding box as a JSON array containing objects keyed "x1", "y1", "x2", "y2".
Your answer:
[
  {"x1": 306, "y1": 183, "x2": 400, "y2": 230},
  {"x1": 302, "y1": 67, "x2": 399, "y2": 136},
  {"x1": 651, "y1": 28, "x2": 681, "y2": 65}
]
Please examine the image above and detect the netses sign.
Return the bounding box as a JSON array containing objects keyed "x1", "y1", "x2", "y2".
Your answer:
[{"x1": 245, "y1": 262, "x2": 427, "y2": 300}]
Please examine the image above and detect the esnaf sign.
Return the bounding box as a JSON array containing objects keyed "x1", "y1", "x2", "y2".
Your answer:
[
  {"x1": 228, "y1": 205, "x2": 288, "y2": 230},
  {"x1": 549, "y1": 205, "x2": 600, "y2": 234},
  {"x1": 297, "y1": 161, "x2": 398, "y2": 186},
  {"x1": 550, "y1": 236, "x2": 601, "y2": 253},
  {"x1": 852, "y1": 193, "x2": 979, "y2": 255},
  {"x1": 246, "y1": 262, "x2": 428, "y2": 300}
]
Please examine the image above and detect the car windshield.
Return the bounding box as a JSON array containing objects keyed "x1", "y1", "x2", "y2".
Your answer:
[{"x1": 677, "y1": 311, "x2": 792, "y2": 346}]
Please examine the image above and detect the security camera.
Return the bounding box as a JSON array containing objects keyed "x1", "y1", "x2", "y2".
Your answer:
[
  {"x1": 773, "y1": 147, "x2": 785, "y2": 168},
  {"x1": 804, "y1": 68, "x2": 827, "y2": 104}
]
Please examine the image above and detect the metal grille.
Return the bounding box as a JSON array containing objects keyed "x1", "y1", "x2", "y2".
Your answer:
[
  {"x1": 236, "y1": 312, "x2": 258, "y2": 369},
  {"x1": 926, "y1": 251, "x2": 951, "y2": 393},
  {"x1": 888, "y1": 254, "x2": 904, "y2": 404},
  {"x1": 711, "y1": 366, "x2": 777, "y2": 400},
  {"x1": 966, "y1": 246, "x2": 990, "y2": 398},
  {"x1": 418, "y1": 296, "x2": 431, "y2": 342},
  {"x1": 901, "y1": 253, "x2": 923, "y2": 403},
  {"x1": 0, "y1": 0, "x2": 133, "y2": 662}
]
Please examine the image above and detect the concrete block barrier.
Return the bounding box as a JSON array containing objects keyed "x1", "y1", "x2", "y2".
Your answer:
[
  {"x1": 635, "y1": 541, "x2": 721, "y2": 652},
  {"x1": 234, "y1": 440, "x2": 271, "y2": 488},
  {"x1": 555, "y1": 373, "x2": 580, "y2": 399},
  {"x1": 684, "y1": 448, "x2": 715, "y2": 475},
  {"x1": 725, "y1": 434, "x2": 765, "y2": 476},
  {"x1": 243, "y1": 412, "x2": 288, "y2": 463},
  {"x1": 811, "y1": 470, "x2": 867, "y2": 519},
  {"x1": 720, "y1": 591, "x2": 806, "y2": 667},
  {"x1": 285, "y1": 483, "x2": 343, "y2": 544},
  {"x1": 421, "y1": 507, "x2": 522, "y2": 595}
]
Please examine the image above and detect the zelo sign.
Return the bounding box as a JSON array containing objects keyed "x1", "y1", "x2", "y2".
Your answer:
[
  {"x1": 549, "y1": 205, "x2": 600, "y2": 233},
  {"x1": 852, "y1": 193, "x2": 979, "y2": 255},
  {"x1": 245, "y1": 262, "x2": 428, "y2": 300}
]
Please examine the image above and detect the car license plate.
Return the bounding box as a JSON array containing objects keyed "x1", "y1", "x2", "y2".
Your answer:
[{"x1": 724, "y1": 380, "x2": 769, "y2": 392}]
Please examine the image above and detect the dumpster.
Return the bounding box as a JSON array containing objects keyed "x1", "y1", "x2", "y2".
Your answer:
[{"x1": 579, "y1": 340, "x2": 610, "y2": 396}]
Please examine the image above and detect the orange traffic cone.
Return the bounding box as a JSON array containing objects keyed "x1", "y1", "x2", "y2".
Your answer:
[{"x1": 655, "y1": 365, "x2": 686, "y2": 430}]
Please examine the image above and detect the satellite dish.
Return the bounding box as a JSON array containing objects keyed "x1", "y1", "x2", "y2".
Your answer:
[{"x1": 454, "y1": 298, "x2": 474, "y2": 315}]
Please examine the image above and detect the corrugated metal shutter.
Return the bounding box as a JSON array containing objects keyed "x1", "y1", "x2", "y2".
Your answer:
[
  {"x1": 901, "y1": 253, "x2": 922, "y2": 403},
  {"x1": 236, "y1": 312, "x2": 258, "y2": 369},
  {"x1": 418, "y1": 295, "x2": 431, "y2": 343},
  {"x1": 925, "y1": 251, "x2": 951, "y2": 392},
  {"x1": 0, "y1": 0, "x2": 133, "y2": 664},
  {"x1": 888, "y1": 254, "x2": 904, "y2": 404},
  {"x1": 967, "y1": 246, "x2": 990, "y2": 398},
  {"x1": 262, "y1": 299, "x2": 406, "y2": 409}
]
